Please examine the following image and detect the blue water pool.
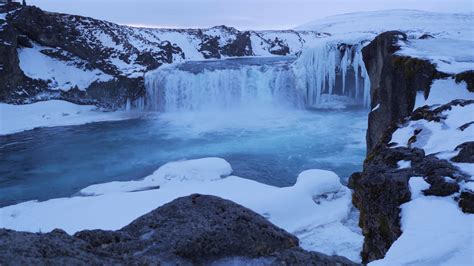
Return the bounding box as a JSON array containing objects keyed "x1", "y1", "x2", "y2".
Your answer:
[{"x1": 0, "y1": 108, "x2": 367, "y2": 207}]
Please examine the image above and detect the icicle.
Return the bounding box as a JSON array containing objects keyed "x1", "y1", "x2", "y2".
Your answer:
[
  {"x1": 125, "y1": 98, "x2": 131, "y2": 111},
  {"x1": 340, "y1": 48, "x2": 349, "y2": 94}
]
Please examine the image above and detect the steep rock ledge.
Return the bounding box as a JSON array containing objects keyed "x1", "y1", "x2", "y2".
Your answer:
[
  {"x1": 351, "y1": 30, "x2": 473, "y2": 263},
  {"x1": 362, "y1": 31, "x2": 445, "y2": 153},
  {"x1": 0, "y1": 194, "x2": 358, "y2": 265}
]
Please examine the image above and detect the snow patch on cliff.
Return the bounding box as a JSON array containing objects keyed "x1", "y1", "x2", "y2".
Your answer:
[
  {"x1": 18, "y1": 45, "x2": 112, "y2": 91},
  {"x1": 370, "y1": 177, "x2": 474, "y2": 266}
]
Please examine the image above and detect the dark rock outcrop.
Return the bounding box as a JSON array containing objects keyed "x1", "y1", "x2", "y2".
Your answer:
[
  {"x1": 452, "y1": 142, "x2": 474, "y2": 163},
  {"x1": 362, "y1": 31, "x2": 444, "y2": 153},
  {"x1": 0, "y1": 194, "x2": 358, "y2": 265},
  {"x1": 455, "y1": 70, "x2": 474, "y2": 92}
]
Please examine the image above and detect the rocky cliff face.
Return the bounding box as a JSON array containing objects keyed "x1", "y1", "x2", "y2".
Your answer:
[
  {"x1": 0, "y1": 4, "x2": 323, "y2": 108},
  {"x1": 0, "y1": 194, "x2": 357, "y2": 265},
  {"x1": 362, "y1": 31, "x2": 444, "y2": 153},
  {"x1": 351, "y1": 31, "x2": 473, "y2": 263}
]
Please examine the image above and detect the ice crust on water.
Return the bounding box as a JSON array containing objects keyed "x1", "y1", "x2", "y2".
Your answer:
[{"x1": 0, "y1": 157, "x2": 363, "y2": 262}]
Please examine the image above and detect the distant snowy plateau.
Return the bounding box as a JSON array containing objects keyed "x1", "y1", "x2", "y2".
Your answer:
[{"x1": 0, "y1": 5, "x2": 474, "y2": 265}]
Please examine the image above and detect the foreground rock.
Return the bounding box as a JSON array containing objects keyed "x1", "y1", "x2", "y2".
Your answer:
[{"x1": 0, "y1": 194, "x2": 357, "y2": 265}]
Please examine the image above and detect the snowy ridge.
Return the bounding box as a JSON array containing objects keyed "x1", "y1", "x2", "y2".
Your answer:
[
  {"x1": 13, "y1": 10, "x2": 323, "y2": 80},
  {"x1": 297, "y1": 9, "x2": 473, "y2": 40}
]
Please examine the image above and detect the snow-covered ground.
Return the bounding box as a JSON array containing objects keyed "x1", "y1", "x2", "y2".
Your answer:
[
  {"x1": 376, "y1": 77, "x2": 474, "y2": 265},
  {"x1": 297, "y1": 9, "x2": 473, "y2": 41},
  {"x1": 370, "y1": 177, "x2": 474, "y2": 266},
  {"x1": 0, "y1": 157, "x2": 363, "y2": 262},
  {"x1": 0, "y1": 100, "x2": 138, "y2": 135},
  {"x1": 397, "y1": 38, "x2": 474, "y2": 74}
]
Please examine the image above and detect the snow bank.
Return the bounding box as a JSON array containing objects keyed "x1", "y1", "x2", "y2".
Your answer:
[
  {"x1": 415, "y1": 79, "x2": 474, "y2": 109},
  {"x1": 0, "y1": 100, "x2": 138, "y2": 135},
  {"x1": 370, "y1": 177, "x2": 474, "y2": 266},
  {"x1": 398, "y1": 39, "x2": 474, "y2": 74},
  {"x1": 297, "y1": 9, "x2": 473, "y2": 41},
  {"x1": 391, "y1": 100, "x2": 474, "y2": 157},
  {"x1": 0, "y1": 158, "x2": 363, "y2": 262}
]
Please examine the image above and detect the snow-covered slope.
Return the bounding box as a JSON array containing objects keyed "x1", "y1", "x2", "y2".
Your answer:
[
  {"x1": 0, "y1": 100, "x2": 137, "y2": 135},
  {"x1": 297, "y1": 9, "x2": 473, "y2": 40}
]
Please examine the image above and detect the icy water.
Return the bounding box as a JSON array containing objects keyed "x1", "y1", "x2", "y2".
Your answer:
[{"x1": 0, "y1": 108, "x2": 367, "y2": 207}]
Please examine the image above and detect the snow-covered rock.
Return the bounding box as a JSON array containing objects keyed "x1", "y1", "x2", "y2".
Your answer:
[{"x1": 0, "y1": 157, "x2": 363, "y2": 262}]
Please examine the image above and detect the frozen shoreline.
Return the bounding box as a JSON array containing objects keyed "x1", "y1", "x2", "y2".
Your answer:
[
  {"x1": 0, "y1": 157, "x2": 364, "y2": 262},
  {"x1": 0, "y1": 100, "x2": 139, "y2": 136}
]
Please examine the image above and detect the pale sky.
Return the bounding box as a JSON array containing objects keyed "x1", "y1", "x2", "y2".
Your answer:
[{"x1": 28, "y1": 0, "x2": 473, "y2": 30}]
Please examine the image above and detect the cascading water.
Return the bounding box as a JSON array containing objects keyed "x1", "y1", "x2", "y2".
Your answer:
[
  {"x1": 142, "y1": 41, "x2": 371, "y2": 112},
  {"x1": 145, "y1": 56, "x2": 303, "y2": 111}
]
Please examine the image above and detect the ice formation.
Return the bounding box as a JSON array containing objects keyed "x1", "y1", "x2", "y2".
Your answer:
[{"x1": 143, "y1": 41, "x2": 371, "y2": 112}]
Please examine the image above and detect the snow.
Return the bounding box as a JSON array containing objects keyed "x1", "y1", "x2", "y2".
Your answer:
[
  {"x1": 0, "y1": 157, "x2": 363, "y2": 262},
  {"x1": 18, "y1": 45, "x2": 112, "y2": 91},
  {"x1": 397, "y1": 160, "x2": 412, "y2": 169},
  {"x1": 392, "y1": 78, "x2": 474, "y2": 160},
  {"x1": 370, "y1": 177, "x2": 474, "y2": 266},
  {"x1": 0, "y1": 100, "x2": 138, "y2": 135},
  {"x1": 415, "y1": 79, "x2": 474, "y2": 108},
  {"x1": 297, "y1": 9, "x2": 474, "y2": 41},
  {"x1": 391, "y1": 103, "x2": 474, "y2": 156},
  {"x1": 371, "y1": 104, "x2": 380, "y2": 112},
  {"x1": 398, "y1": 38, "x2": 474, "y2": 74},
  {"x1": 295, "y1": 39, "x2": 371, "y2": 108}
]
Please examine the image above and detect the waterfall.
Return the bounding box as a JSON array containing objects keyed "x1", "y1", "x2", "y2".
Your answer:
[
  {"x1": 145, "y1": 57, "x2": 304, "y2": 112},
  {"x1": 294, "y1": 41, "x2": 371, "y2": 108},
  {"x1": 142, "y1": 41, "x2": 371, "y2": 112}
]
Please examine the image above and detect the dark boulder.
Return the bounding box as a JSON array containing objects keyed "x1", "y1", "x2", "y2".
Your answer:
[
  {"x1": 0, "y1": 194, "x2": 358, "y2": 265},
  {"x1": 459, "y1": 191, "x2": 474, "y2": 213}
]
